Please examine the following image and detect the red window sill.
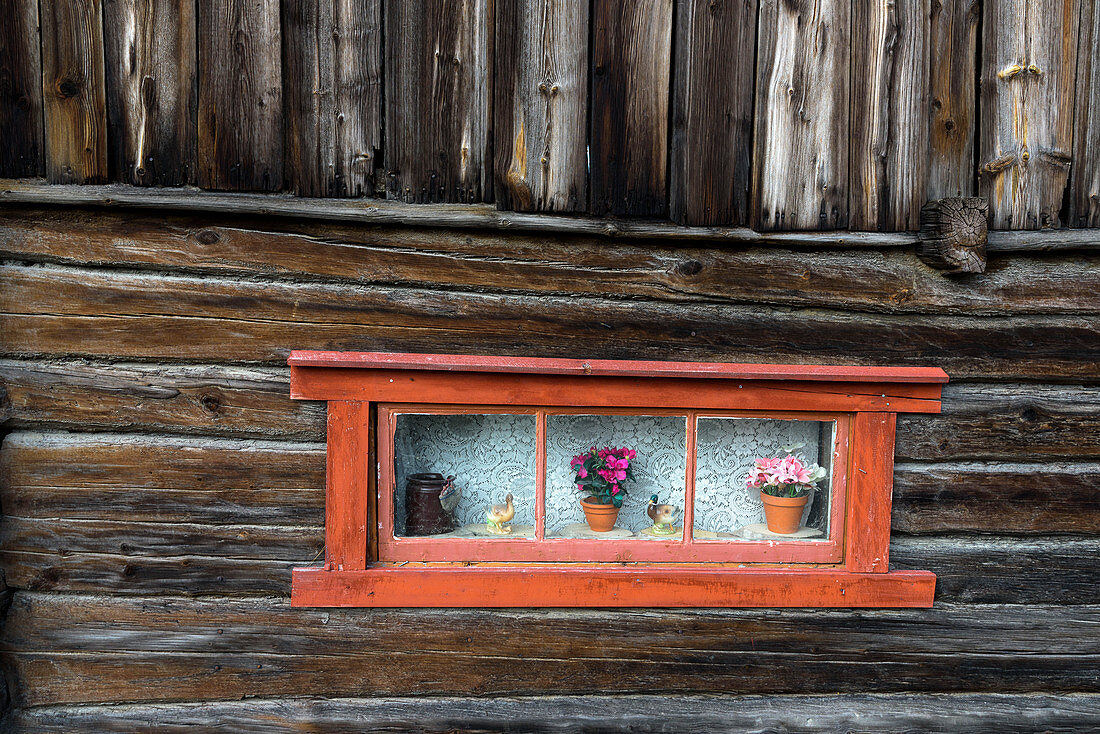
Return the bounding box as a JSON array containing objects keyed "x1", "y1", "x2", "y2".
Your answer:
[{"x1": 292, "y1": 566, "x2": 936, "y2": 608}]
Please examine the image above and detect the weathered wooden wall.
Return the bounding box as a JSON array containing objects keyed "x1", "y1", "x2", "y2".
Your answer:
[
  {"x1": 2, "y1": 0, "x2": 1099, "y2": 230},
  {"x1": 0, "y1": 201, "x2": 1098, "y2": 729}
]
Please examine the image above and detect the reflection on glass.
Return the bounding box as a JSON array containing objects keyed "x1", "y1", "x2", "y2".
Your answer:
[
  {"x1": 545, "y1": 414, "x2": 686, "y2": 539},
  {"x1": 393, "y1": 413, "x2": 537, "y2": 539},
  {"x1": 694, "y1": 418, "x2": 834, "y2": 540}
]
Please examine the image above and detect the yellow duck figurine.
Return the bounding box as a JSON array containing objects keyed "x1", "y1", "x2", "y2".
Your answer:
[
  {"x1": 485, "y1": 493, "x2": 515, "y2": 534},
  {"x1": 647, "y1": 494, "x2": 679, "y2": 535}
]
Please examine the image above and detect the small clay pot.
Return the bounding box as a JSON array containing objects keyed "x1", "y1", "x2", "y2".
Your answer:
[
  {"x1": 580, "y1": 497, "x2": 621, "y2": 532},
  {"x1": 760, "y1": 491, "x2": 809, "y2": 534}
]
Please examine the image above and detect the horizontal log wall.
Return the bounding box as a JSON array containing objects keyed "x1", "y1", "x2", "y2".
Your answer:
[
  {"x1": 0, "y1": 203, "x2": 1099, "y2": 729},
  {"x1": 1, "y1": 0, "x2": 1098, "y2": 231}
]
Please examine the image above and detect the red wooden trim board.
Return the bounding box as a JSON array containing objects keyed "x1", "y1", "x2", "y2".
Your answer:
[
  {"x1": 289, "y1": 350, "x2": 949, "y2": 384},
  {"x1": 292, "y1": 567, "x2": 937, "y2": 607}
]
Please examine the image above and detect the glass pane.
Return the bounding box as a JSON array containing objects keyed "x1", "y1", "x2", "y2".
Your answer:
[
  {"x1": 545, "y1": 414, "x2": 687, "y2": 539},
  {"x1": 393, "y1": 413, "x2": 537, "y2": 539},
  {"x1": 694, "y1": 417, "x2": 835, "y2": 540}
]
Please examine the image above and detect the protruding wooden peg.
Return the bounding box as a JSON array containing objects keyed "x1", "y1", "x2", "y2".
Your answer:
[{"x1": 919, "y1": 198, "x2": 989, "y2": 274}]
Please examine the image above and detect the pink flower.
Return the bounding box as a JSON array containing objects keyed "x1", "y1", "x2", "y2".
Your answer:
[
  {"x1": 614, "y1": 469, "x2": 626, "y2": 481},
  {"x1": 611, "y1": 486, "x2": 620, "y2": 495},
  {"x1": 577, "y1": 467, "x2": 587, "y2": 478}
]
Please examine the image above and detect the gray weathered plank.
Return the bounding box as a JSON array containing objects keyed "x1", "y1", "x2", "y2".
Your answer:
[
  {"x1": 40, "y1": 0, "x2": 107, "y2": 184},
  {"x1": 0, "y1": 0, "x2": 43, "y2": 177},
  {"x1": 0, "y1": 516, "x2": 322, "y2": 561},
  {"x1": 892, "y1": 461, "x2": 1100, "y2": 532},
  {"x1": 927, "y1": 0, "x2": 980, "y2": 198},
  {"x1": 0, "y1": 432, "x2": 325, "y2": 524},
  {"x1": 4, "y1": 594, "x2": 1100, "y2": 707},
  {"x1": 493, "y1": 0, "x2": 587, "y2": 212},
  {"x1": 0, "y1": 361, "x2": 325, "y2": 439},
  {"x1": 891, "y1": 535, "x2": 1100, "y2": 604},
  {"x1": 979, "y1": 0, "x2": 1080, "y2": 228},
  {"x1": 0, "y1": 180, "x2": 964, "y2": 246},
  {"x1": 384, "y1": 0, "x2": 492, "y2": 203},
  {"x1": 9, "y1": 693, "x2": 1100, "y2": 733},
  {"x1": 4, "y1": 364, "x2": 1100, "y2": 463},
  {"x1": 896, "y1": 383, "x2": 1100, "y2": 461},
  {"x1": 589, "y1": 0, "x2": 673, "y2": 217},
  {"x1": 4, "y1": 263, "x2": 1100, "y2": 379},
  {"x1": 753, "y1": 0, "x2": 850, "y2": 230},
  {"x1": 5, "y1": 208, "x2": 1100, "y2": 316},
  {"x1": 850, "y1": 0, "x2": 930, "y2": 230},
  {"x1": 669, "y1": 0, "x2": 757, "y2": 226},
  {"x1": 1070, "y1": 0, "x2": 1100, "y2": 227},
  {"x1": 102, "y1": 0, "x2": 197, "y2": 186},
  {"x1": 3, "y1": 532, "x2": 1097, "y2": 601},
  {"x1": 197, "y1": 0, "x2": 283, "y2": 191},
  {"x1": 282, "y1": 0, "x2": 381, "y2": 198}
]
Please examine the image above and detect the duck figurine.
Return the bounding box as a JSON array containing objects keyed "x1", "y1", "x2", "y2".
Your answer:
[
  {"x1": 647, "y1": 494, "x2": 679, "y2": 536},
  {"x1": 485, "y1": 493, "x2": 515, "y2": 534}
]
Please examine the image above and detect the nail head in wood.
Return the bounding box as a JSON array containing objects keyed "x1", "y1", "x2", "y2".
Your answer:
[{"x1": 919, "y1": 197, "x2": 989, "y2": 274}]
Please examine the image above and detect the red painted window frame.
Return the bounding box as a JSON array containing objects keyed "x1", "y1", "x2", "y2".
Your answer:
[{"x1": 288, "y1": 351, "x2": 947, "y2": 608}]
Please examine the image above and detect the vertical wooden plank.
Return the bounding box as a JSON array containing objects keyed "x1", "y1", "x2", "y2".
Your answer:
[
  {"x1": 197, "y1": 0, "x2": 283, "y2": 191},
  {"x1": 753, "y1": 0, "x2": 850, "y2": 230},
  {"x1": 669, "y1": 0, "x2": 757, "y2": 226},
  {"x1": 385, "y1": 0, "x2": 493, "y2": 204},
  {"x1": 979, "y1": 0, "x2": 1079, "y2": 229},
  {"x1": 283, "y1": 0, "x2": 381, "y2": 198},
  {"x1": 493, "y1": 0, "x2": 587, "y2": 212},
  {"x1": 326, "y1": 400, "x2": 369, "y2": 571},
  {"x1": 845, "y1": 412, "x2": 896, "y2": 573},
  {"x1": 589, "y1": 0, "x2": 673, "y2": 217},
  {"x1": 40, "y1": 0, "x2": 107, "y2": 184},
  {"x1": 1070, "y1": 0, "x2": 1100, "y2": 226},
  {"x1": 850, "y1": 0, "x2": 930, "y2": 231},
  {"x1": 0, "y1": 0, "x2": 43, "y2": 177},
  {"x1": 927, "y1": 0, "x2": 979, "y2": 199},
  {"x1": 103, "y1": 0, "x2": 197, "y2": 186}
]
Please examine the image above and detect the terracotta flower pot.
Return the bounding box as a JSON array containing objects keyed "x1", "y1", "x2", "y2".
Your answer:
[
  {"x1": 760, "y1": 491, "x2": 809, "y2": 534},
  {"x1": 580, "y1": 497, "x2": 621, "y2": 532}
]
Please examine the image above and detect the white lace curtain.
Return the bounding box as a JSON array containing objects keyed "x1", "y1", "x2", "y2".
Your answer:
[{"x1": 392, "y1": 412, "x2": 833, "y2": 536}]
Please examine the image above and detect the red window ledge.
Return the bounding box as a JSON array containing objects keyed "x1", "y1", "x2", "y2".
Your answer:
[{"x1": 289, "y1": 351, "x2": 947, "y2": 608}]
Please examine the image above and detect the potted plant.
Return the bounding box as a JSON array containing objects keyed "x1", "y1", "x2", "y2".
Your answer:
[
  {"x1": 570, "y1": 446, "x2": 636, "y2": 532},
  {"x1": 745, "y1": 453, "x2": 827, "y2": 534}
]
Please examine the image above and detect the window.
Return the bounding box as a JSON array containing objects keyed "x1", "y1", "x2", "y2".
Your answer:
[{"x1": 289, "y1": 351, "x2": 946, "y2": 608}]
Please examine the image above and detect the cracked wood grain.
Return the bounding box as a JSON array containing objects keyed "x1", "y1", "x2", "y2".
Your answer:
[
  {"x1": 384, "y1": 0, "x2": 492, "y2": 203},
  {"x1": 282, "y1": 0, "x2": 381, "y2": 197},
  {"x1": 753, "y1": 0, "x2": 850, "y2": 230},
  {"x1": 197, "y1": 0, "x2": 283, "y2": 191},
  {"x1": 669, "y1": 0, "x2": 757, "y2": 226},
  {"x1": 40, "y1": 0, "x2": 107, "y2": 184},
  {"x1": 103, "y1": 0, "x2": 197, "y2": 186},
  {"x1": 0, "y1": 0, "x2": 43, "y2": 177},
  {"x1": 589, "y1": 0, "x2": 673, "y2": 216},
  {"x1": 850, "y1": 0, "x2": 930, "y2": 230},
  {"x1": 979, "y1": 0, "x2": 1080, "y2": 228},
  {"x1": 494, "y1": 0, "x2": 587, "y2": 212}
]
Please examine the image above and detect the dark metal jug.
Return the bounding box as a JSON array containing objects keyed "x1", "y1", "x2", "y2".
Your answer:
[{"x1": 404, "y1": 473, "x2": 455, "y2": 536}]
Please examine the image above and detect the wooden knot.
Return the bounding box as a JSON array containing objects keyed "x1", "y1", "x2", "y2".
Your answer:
[
  {"x1": 56, "y1": 76, "x2": 81, "y2": 98},
  {"x1": 918, "y1": 197, "x2": 988, "y2": 274},
  {"x1": 195, "y1": 229, "x2": 221, "y2": 245},
  {"x1": 674, "y1": 260, "x2": 704, "y2": 277}
]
